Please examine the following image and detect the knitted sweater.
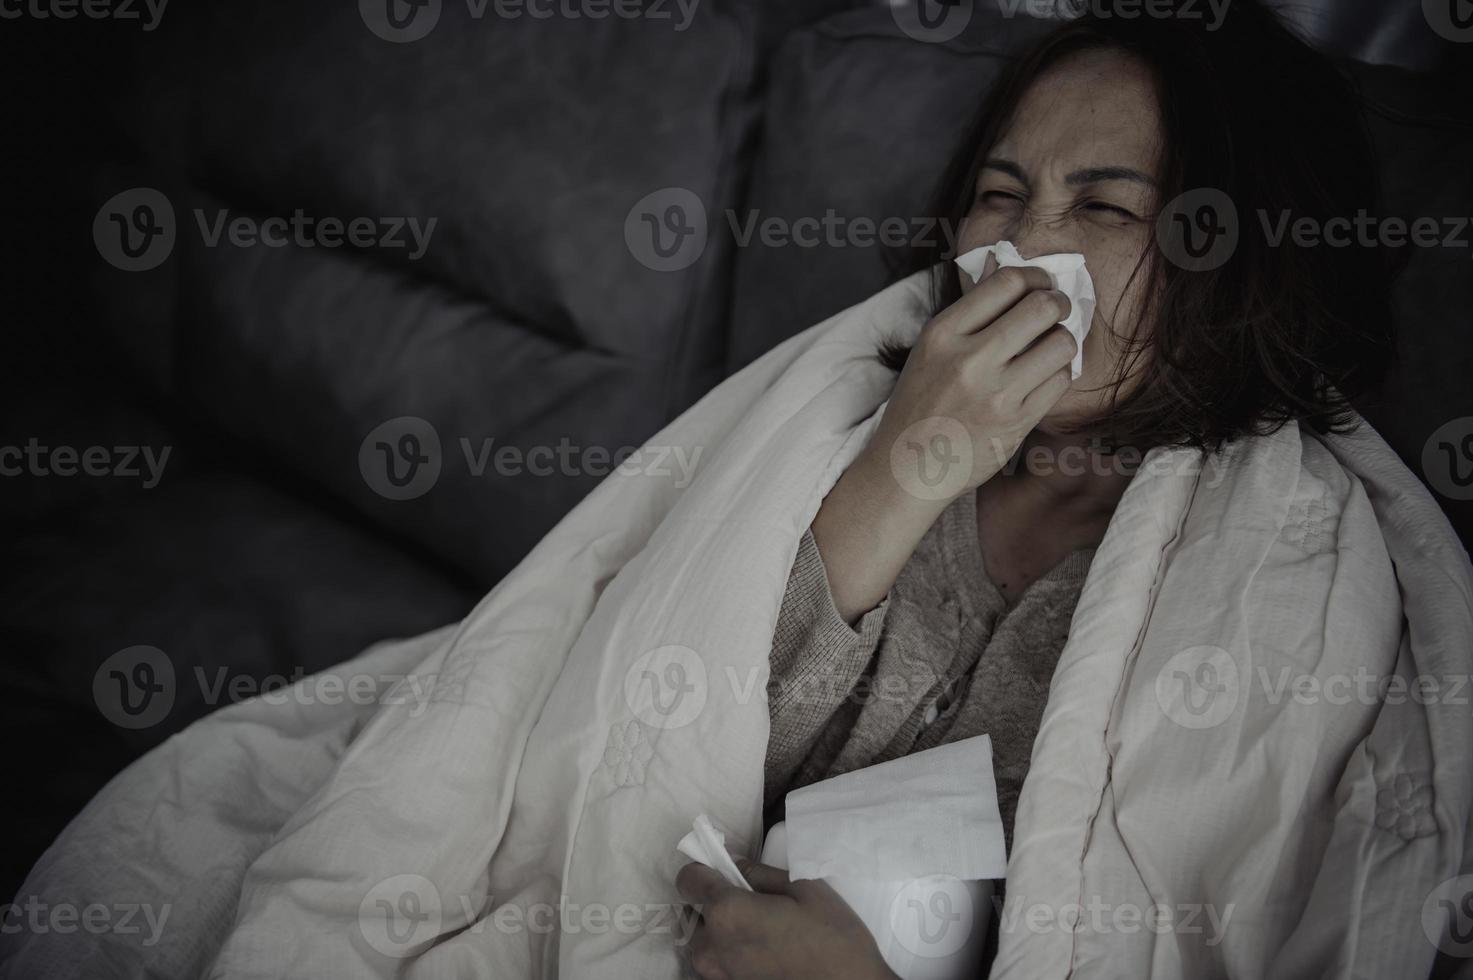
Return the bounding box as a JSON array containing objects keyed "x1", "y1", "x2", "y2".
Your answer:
[{"x1": 764, "y1": 490, "x2": 1094, "y2": 848}]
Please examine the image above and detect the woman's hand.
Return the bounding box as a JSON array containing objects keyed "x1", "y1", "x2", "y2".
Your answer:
[
  {"x1": 873, "y1": 264, "x2": 1077, "y2": 494},
  {"x1": 675, "y1": 858, "x2": 897, "y2": 980},
  {"x1": 811, "y1": 266, "x2": 1076, "y2": 622}
]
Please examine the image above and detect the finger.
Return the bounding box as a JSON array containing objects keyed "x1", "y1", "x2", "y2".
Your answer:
[
  {"x1": 1020, "y1": 364, "x2": 1074, "y2": 417},
  {"x1": 685, "y1": 927, "x2": 729, "y2": 980},
  {"x1": 976, "y1": 288, "x2": 1072, "y2": 361},
  {"x1": 732, "y1": 857, "x2": 793, "y2": 896},
  {"x1": 676, "y1": 862, "x2": 736, "y2": 908},
  {"x1": 937, "y1": 265, "x2": 1055, "y2": 336},
  {"x1": 1005, "y1": 324, "x2": 1078, "y2": 393}
]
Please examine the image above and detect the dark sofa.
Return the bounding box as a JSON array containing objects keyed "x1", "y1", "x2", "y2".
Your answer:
[{"x1": 3, "y1": 0, "x2": 1470, "y2": 904}]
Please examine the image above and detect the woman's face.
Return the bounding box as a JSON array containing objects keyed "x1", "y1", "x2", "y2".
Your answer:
[{"x1": 956, "y1": 48, "x2": 1163, "y2": 434}]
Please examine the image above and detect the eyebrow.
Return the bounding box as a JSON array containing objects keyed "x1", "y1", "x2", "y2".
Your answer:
[{"x1": 980, "y1": 157, "x2": 1156, "y2": 189}]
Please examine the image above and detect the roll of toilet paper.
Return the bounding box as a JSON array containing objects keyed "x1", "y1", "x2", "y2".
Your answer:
[{"x1": 954, "y1": 240, "x2": 1096, "y2": 379}]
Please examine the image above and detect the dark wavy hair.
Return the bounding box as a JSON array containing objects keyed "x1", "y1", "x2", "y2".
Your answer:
[{"x1": 880, "y1": 0, "x2": 1397, "y2": 453}]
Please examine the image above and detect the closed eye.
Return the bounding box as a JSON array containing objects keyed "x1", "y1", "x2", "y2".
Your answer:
[
  {"x1": 1083, "y1": 201, "x2": 1139, "y2": 220},
  {"x1": 978, "y1": 190, "x2": 1025, "y2": 205}
]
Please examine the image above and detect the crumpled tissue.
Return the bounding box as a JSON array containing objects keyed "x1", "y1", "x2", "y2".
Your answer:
[
  {"x1": 954, "y1": 240, "x2": 1096, "y2": 379},
  {"x1": 675, "y1": 813, "x2": 752, "y2": 891}
]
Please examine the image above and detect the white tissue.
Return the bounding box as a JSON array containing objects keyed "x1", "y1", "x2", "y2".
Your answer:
[
  {"x1": 784, "y1": 735, "x2": 1007, "y2": 882},
  {"x1": 954, "y1": 240, "x2": 1096, "y2": 380},
  {"x1": 675, "y1": 813, "x2": 752, "y2": 891}
]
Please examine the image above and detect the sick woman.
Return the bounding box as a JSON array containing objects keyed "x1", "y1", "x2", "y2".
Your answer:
[{"x1": 674, "y1": 1, "x2": 1428, "y2": 977}]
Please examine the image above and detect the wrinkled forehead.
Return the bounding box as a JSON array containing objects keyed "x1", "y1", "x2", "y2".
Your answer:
[{"x1": 990, "y1": 49, "x2": 1164, "y2": 184}]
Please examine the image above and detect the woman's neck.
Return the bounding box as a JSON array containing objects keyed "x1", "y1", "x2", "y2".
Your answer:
[
  {"x1": 988, "y1": 428, "x2": 1136, "y2": 522},
  {"x1": 974, "y1": 428, "x2": 1136, "y2": 597}
]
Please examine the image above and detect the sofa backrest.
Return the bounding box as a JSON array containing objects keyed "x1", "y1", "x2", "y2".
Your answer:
[
  {"x1": 92, "y1": 0, "x2": 1472, "y2": 577},
  {"x1": 92, "y1": 0, "x2": 849, "y2": 583}
]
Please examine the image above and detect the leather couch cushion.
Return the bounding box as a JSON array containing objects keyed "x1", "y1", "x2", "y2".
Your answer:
[
  {"x1": 98, "y1": 0, "x2": 787, "y2": 582},
  {"x1": 176, "y1": 197, "x2": 669, "y2": 581}
]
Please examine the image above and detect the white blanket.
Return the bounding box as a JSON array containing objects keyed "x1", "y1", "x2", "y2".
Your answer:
[{"x1": 5, "y1": 270, "x2": 1472, "y2": 980}]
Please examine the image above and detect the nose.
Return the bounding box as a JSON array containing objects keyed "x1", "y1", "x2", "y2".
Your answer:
[{"x1": 1009, "y1": 213, "x2": 1080, "y2": 260}]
